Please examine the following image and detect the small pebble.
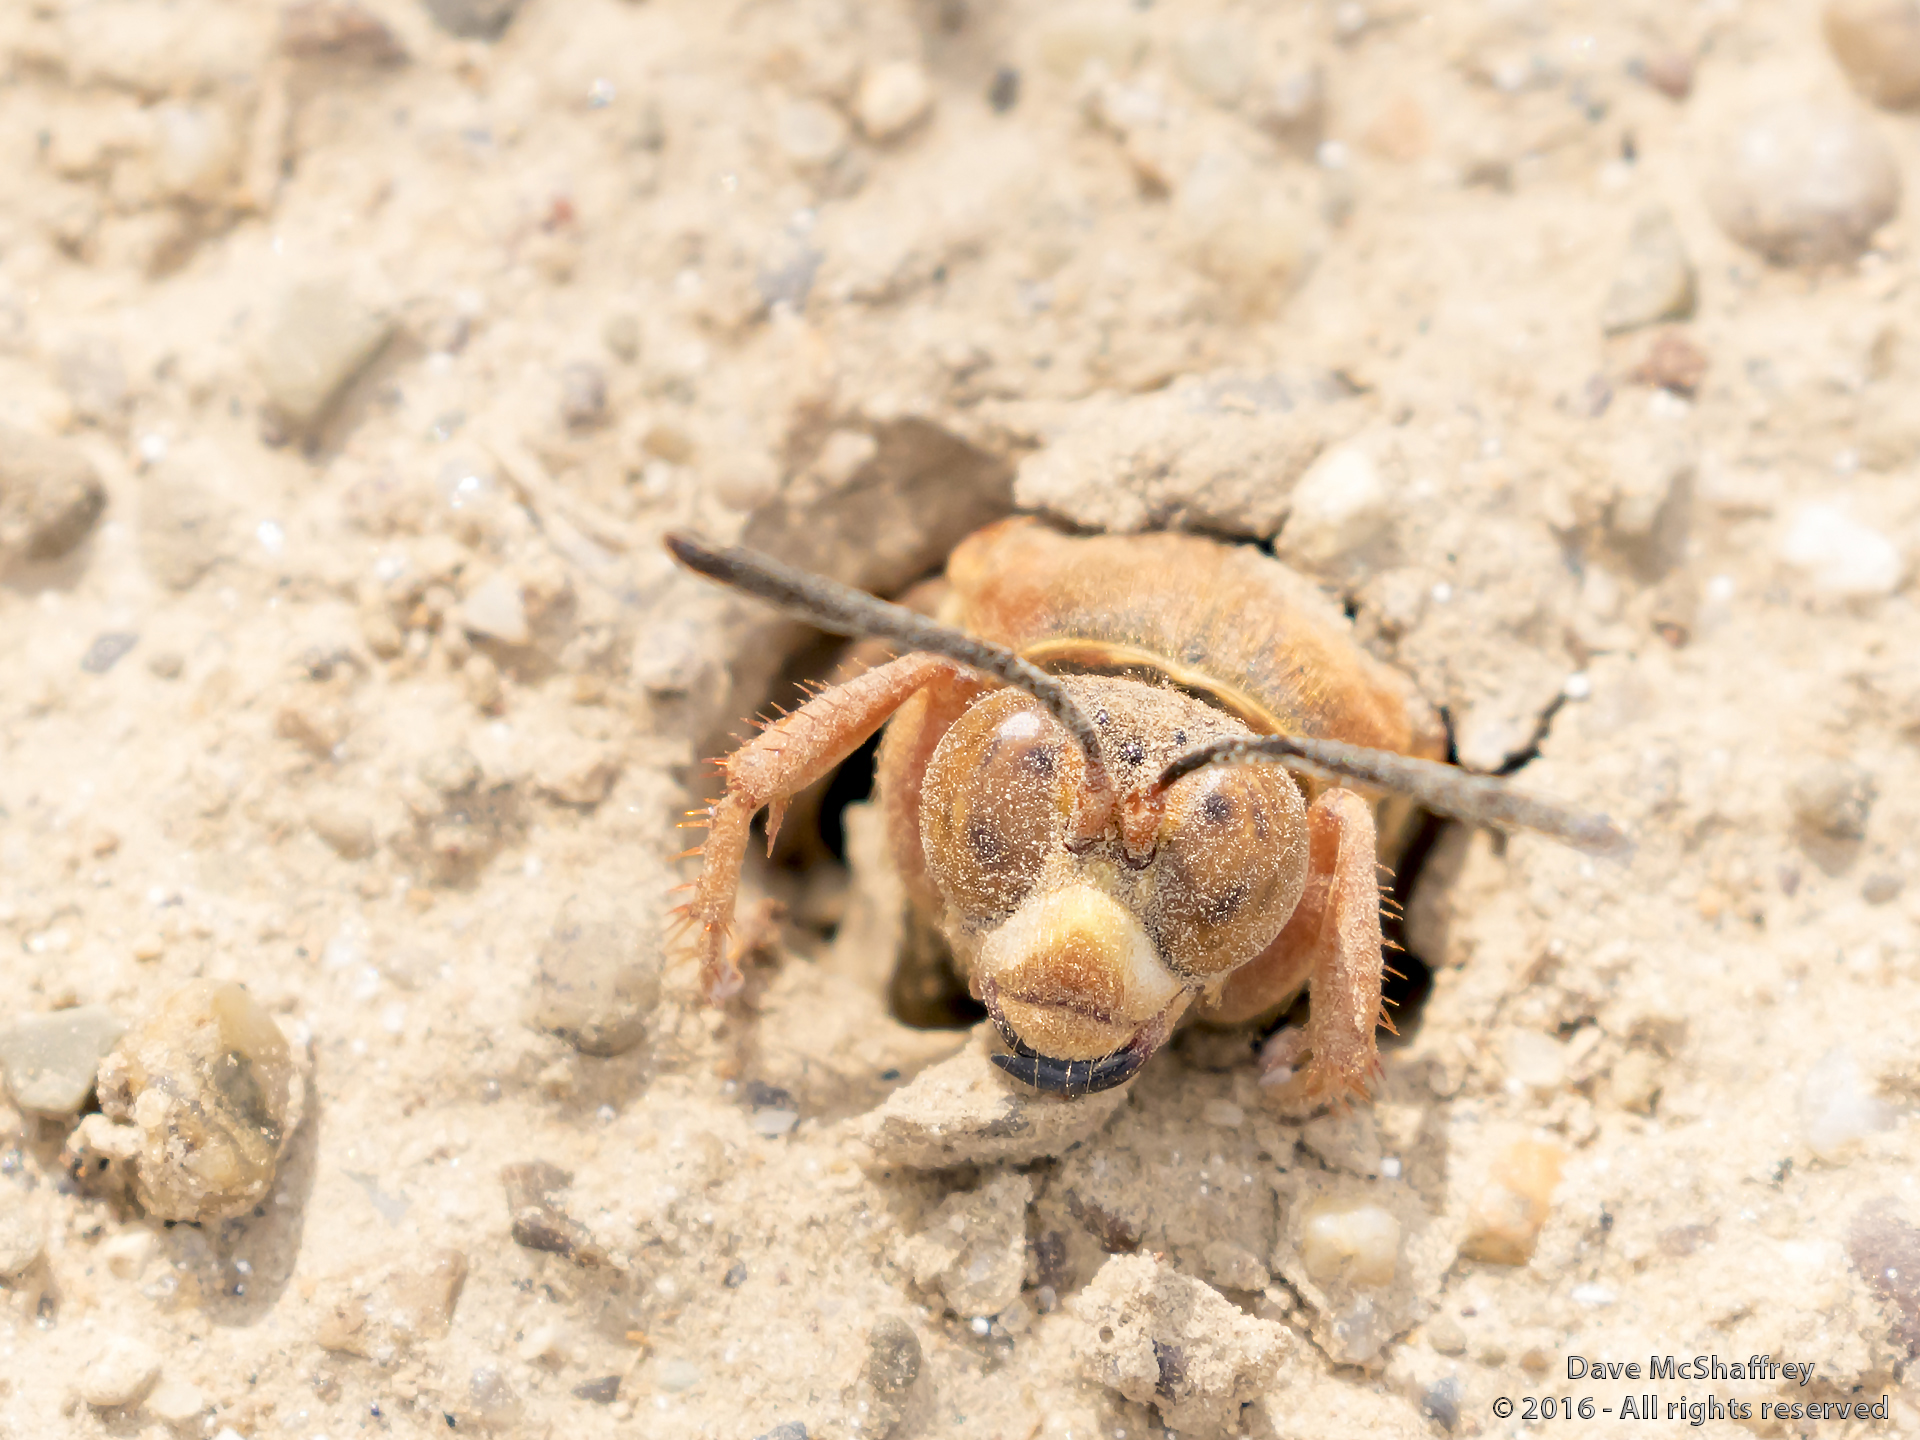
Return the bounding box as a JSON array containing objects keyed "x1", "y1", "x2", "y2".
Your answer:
[
  {"x1": 1779, "y1": 503, "x2": 1907, "y2": 599},
  {"x1": 655, "y1": 1357, "x2": 701, "y2": 1393},
  {"x1": 1503, "y1": 1031, "x2": 1567, "y2": 1093},
  {"x1": 1255, "y1": 67, "x2": 1326, "y2": 152},
  {"x1": 1459, "y1": 1141, "x2": 1564, "y2": 1265},
  {"x1": 1629, "y1": 330, "x2": 1709, "y2": 397},
  {"x1": 150, "y1": 103, "x2": 239, "y2": 206},
  {"x1": 1421, "y1": 1376, "x2": 1462, "y2": 1431},
  {"x1": 856, "y1": 60, "x2": 934, "y2": 143},
  {"x1": 1801, "y1": 1046, "x2": 1893, "y2": 1160},
  {"x1": 1175, "y1": 20, "x2": 1254, "y2": 106},
  {"x1": 501, "y1": 1160, "x2": 604, "y2": 1263},
  {"x1": 309, "y1": 796, "x2": 377, "y2": 859},
  {"x1": 525, "y1": 896, "x2": 660, "y2": 1056},
  {"x1": 145, "y1": 1377, "x2": 210, "y2": 1425},
  {"x1": 861, "y1": 1316, "x2": 922, "y2": 1436},
  {"x1": 1278, "y1": 445, "x2": 1391, "y2": 570},
  {"x1": 458, "y1": 570, "x2": 530, "y2": 645},
  {"x1": 1825, "y1": 0, "x2": 1920, "y2": 109},
  {"x1": 0, "y1": 425, "x2": 108, "y2": 568},
  {"x1": 1201, "y1": 1099, "x2": 1245, "y2": 1128},
  {"x1": 80, "y1": 632, "x2": 140, "y2": 674},
  {"x1": 81, "y1": 1336, "x2": 163, "y2": 1409},
  {"x1": 467, "y1": 1365, "x2": 523, "y2": 1426},
  {"x1": 421, "y1": 0, "x2": 522, "y2": 40},
  {"x1": 1298, "y1": 1197, "x2": 1401, "y2": 1288},
  {"x1": 0, "y1": 1005, "x2": 127, "y2": 1115},
  {"x1": 0, "y1": 1184, "x2": 47, "y2": 1277},
  {"x1": 987, "y1": 66, "x2": 1020, "y2": 113},
  {"x1": 558, "y1": 361, "x2": 608, "y2": 429},
  {"x1": 1638, "y1": 49, "x2": 1694, "y2": 100},
  {"x1": 1701, "y1": 99, "x2": 1900, "y2": 266},
  {"x1": 572, "y1": 1376, "x2": 621, "y2": 1403},
  {"x1": 1863, "y1": 872, "x2": 1904, "y2": 904},
  {"x1": 462, "y1": 651, "x2": 503, "y2": 712},
  {"x1": 255, "y1": 279, "x2": 396, "y2": 433},
  {"x1": 57, "y1": 337, "x2": 129, "y2": 427},
  {"x1": 147, "y1": 648, "x2": 185, "y2": 679},
  {"x1": 1607, "y1": 1050, "x2": 1664, "y2": 1114},
  {"x1": 774, "y1": 99, "x2": 850, "y2": 170},
  {"x1": 752, "y1": 1425, "x2": 809, "y2": 1440},
  {"x1": 1602, "y1": 206, "x2": 1696, "y2": 334},
  {"x1": 601, "y1": 311, "x2": 640, "y2": 362},
  {"x1": 1788, "y1": 759, "x2": 1876, "y2": 839}
]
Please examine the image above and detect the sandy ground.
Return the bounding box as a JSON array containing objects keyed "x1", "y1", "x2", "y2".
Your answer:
[{"x1": 3, "y1": 1, "x2": 1920, "y2": 1437}]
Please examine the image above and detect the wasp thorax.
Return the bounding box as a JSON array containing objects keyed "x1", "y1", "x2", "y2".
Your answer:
[
  {"x1": 1148, "y1": 764, "x2": 1309, "y2": 977},
  {"x1": 921, "y1": 688, "x2": 1080, "y2": 923}
]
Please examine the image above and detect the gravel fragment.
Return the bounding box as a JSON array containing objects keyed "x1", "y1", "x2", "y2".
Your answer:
[
  {"x1": 313, "y1": 1249, "x2": 470, "y2": 1360},
  {"x1": 0, "y1": 426, "x2": 108, "y2": 567},
  {"x1": 0, "y1": 1005, "x2": 127, "y2": 1116},
  {"x1": 1701, "y1": 99, "x2": 1899, "y2": 266},
  {"x1": 1071, "y1": 1254, "x2": 1289, "y2": 1432},
  {"x1": 57, "y1": 337, "x2": 130, "y2": 427},
  {"x1": 1459, "y1": 1141, "x2": 1564, "y2": 1265},
  {"x1": 502, "y1": 1160, "x2": 604, "y2": 1263},
  {"x1": 571, "y1": 1375, "x2": 622, "y2": 1403},
  {"x1": 1800, "y1": 1046, "x2": 1893, "y2": 1160},
  {"x1": 857, "y1": 1027, "x2": 1129, "y2": 1168},
  {"x1": 1175, "y1": 20, "x2": 1253, "y2": 106},
  {"x1": 775, "y1": 99, "x2": 850, "y2": 170},
  {"x1": 987, "y1": 66, "x2": 1020, "y2": 113},
  {"x1": 421, "y1": 0, "x2": 522, "y2": 40},
  {"x1": 558, "y1": 361, "x2": 607, "y2": 428},
  {"x1": 80, "y1": 632, "x2": 140, "y2": 674},
  {"x1": 81, "y1": 1336, "x2": 162, "y2": 1409},
  {"x1": 525, "y1": 895, "x2": 660, "y2": 1056},
  {"x1": 856, "y1": 61, "x2": 934, "y2": 143},
  {"x1": 255, "y1": 278, "x2": 396, "y2": 434},
  {"x1": 458, "y1": 570, "x2": 530, "y2": 645},
  {"x1": 1779, "y1": 503, "x2": 1907, "y2": 599},
  {"x1": 858, "y1": 1316, "x2": 921, "y2": 1437},
  {"x1": 752, "y1": 1425, "x2": 808, "y2": 1440},
  {"x1": 68, "y1": 981, "x2": 304, "y2": 1221},
  {"x1": 1602, "y1": 206, "x2": 1696, "y2": 335},
  {"x1": 1788, "y1": 759, "x2": 1877, "y2": 839},
  {"x1": 145, "y1": 1375, "x2": 210, "y2": 1425},
  {"x1": 281, "y1": 0, "x2": 408, "y2": 64},
  {"x1": 1826, "y1": 0, "x2": 1920, "y2": 109},
  {"x1": 1255, "y1": 67, "x2": 1326, "y2": 153},
  {"x1": 309, "y1": 794, "x2": 378, "y2": 858}
]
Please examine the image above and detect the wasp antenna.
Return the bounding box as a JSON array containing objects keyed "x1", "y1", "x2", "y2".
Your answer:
[
  {"x1": 664, "y1": 530, "x2": 1116, "y2": 838},
  {"x1": 1153, "y1": 732, "x2": 1631, "y2": 858}
]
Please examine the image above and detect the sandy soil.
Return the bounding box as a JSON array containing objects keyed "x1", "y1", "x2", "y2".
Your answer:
[{"x1": 3, "y1": 1, "x2": 1920, "y2": 1437}]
